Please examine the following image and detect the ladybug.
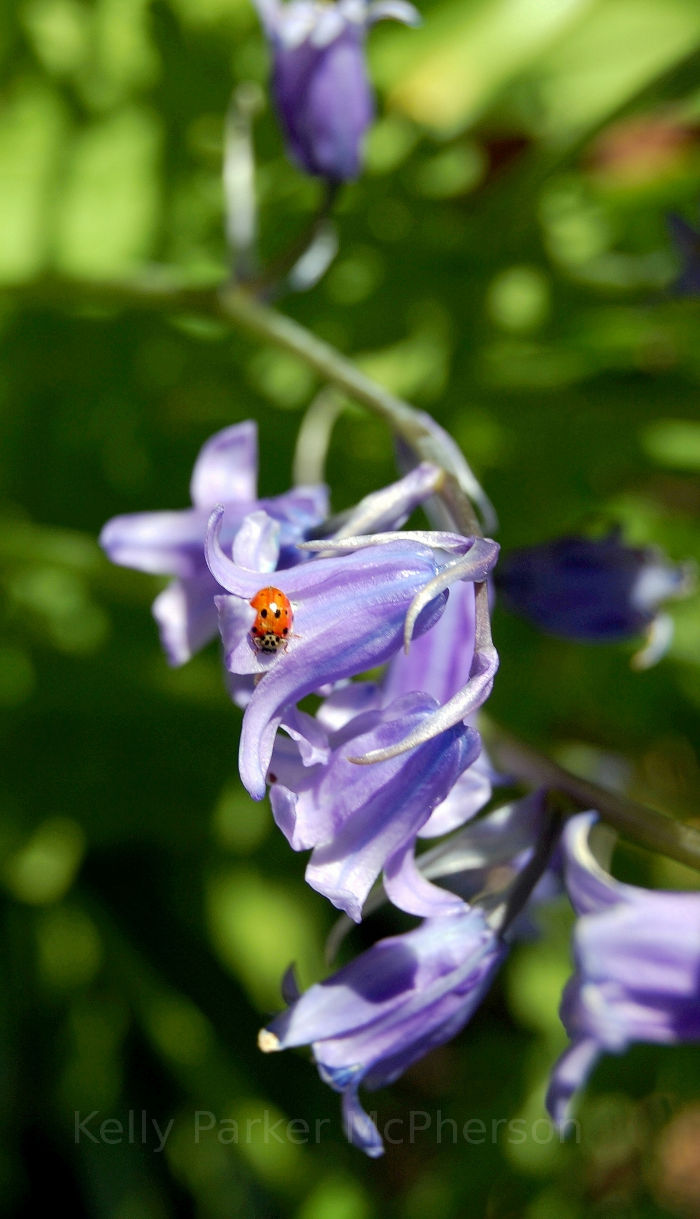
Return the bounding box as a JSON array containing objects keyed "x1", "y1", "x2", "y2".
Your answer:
[{"x1": 249, "y1": 586, "x2": 293, "y2": 653}]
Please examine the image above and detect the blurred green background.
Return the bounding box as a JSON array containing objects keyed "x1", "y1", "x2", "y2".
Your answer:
[{"x1": 2, "y1": 0, "x2": 700, "y2": 1215}]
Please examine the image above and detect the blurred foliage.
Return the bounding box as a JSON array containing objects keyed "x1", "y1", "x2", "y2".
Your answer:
[{"x1": 1, "y1": 0, "x2": 700, "y2": 1216}]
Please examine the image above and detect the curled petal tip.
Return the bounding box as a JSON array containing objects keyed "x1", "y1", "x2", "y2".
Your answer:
[{"x1": 258, "y1": 1029, "x2": 281, "y2": 1053}]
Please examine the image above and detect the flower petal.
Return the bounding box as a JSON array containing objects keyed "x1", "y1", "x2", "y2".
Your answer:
[
  {"x1": 341, "y1": 1087, "x2": 385, "y2": 1158},
  {"x1": 383, "y1": 577, "x2": 476, "y2": 705},
  {"x1": 232, "y1": 510, "x2": 281, "y2": 572},
  {"x1": 189, "y1": 421, "x2": 258, "y2": 508},
  {"x1": 417, "y1": 754, "x2": 492, "y2": 838},
  {"x1": 328, "y1": 463, "x2": 443, "y2": 541},
  {"x1": 383, "y1": 842, "x2": 468, "y2": 918},
  {"x1": 546, "y1": 1036, "x2": 600, "y2": 1130},
  {"x1": 303, "y1": 703, "x2": 480, "y2": 920},
  {"x1": 353, "y1": 582, "x2": 498, "y2": 765},
  {"x1": 152, "y1": 574, "x2": 220, "y2": 666},
  {"x1": 100, "y1": 509, "x2": 212, "y2": 577}
]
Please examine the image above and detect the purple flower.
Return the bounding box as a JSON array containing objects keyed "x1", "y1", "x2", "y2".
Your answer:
[
  {"x1": 259, "y1": 906, "x2": 507, "y2": 1156},
  {"x1": 380, "y1": 577, "x2": 496, "y2": 836},
  {"x1": 254, "y1": 0, "x2": 420, "y2": 182},
  {"x1": 496, "y1": 531, "x2": 690, "y2": 665},
  {"x1": 547, "y1": 813, "x2": 700, "y2": 1129},
  {"x1": 206, "y1": 516, "x2": 499, "y2": 799},
  {"x1": 99, "y1": 422, "x2": 328, "y2": 665},
  {"x1": 269, "y1": 691, "x2": 480, "y2": 921},
  {"x1": 261, "y1": 574, "x2": 498, "y2": 921},
  {"x1": 667, "y1": 211, "x2": 700, "y2": 296}
]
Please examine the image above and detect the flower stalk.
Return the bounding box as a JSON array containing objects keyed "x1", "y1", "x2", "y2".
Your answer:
[{"x1": 485, "y1": 720, "x2": 700, "y2": 874}]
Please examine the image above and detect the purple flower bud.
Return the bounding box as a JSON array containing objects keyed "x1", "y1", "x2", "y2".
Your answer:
[
  {"x1": 259, "y1": 906, "x2": 506, "y2": 1156},
  {"x1": 99, "y1": 422, "x2": 328, "y2": 665},
  {"x1": 667, "y1": 211, "x2": 700, "y2": 296},
  {"x1": 497, "y1": 531, "x2": 690, "y2": 662},
  {"x1": 547, "y1": 813, "x2": 700, "y2": 1129},
  {"x1": 253, "y1": 0, "x2": 420, "y2": 181}
]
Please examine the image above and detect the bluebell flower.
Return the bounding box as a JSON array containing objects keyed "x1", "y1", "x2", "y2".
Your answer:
[
  {"x1": 496, "y1": 530, "x2": 690, "y2": 665},
  {"x1": 262, "y1": 572, "x2": 499, "y2": 920},
  {"x1": 547, "y1": 813, "x2": 700, "y2": 1129},
  {"x1": 206, "y1": 514, "x2": 499, "y2": 799},
  {"x1": 258, "y1": 906, "x2": 507, "y2": 1156},
  {"x1": 667, "y1": 211, "x2": 700, "y2": 296},
  {"x1": 253, "y1": 0, "x2": 420, "y2": 182},
  {"x1": 269, "y1": 690, "x2": 480, "y2": 921},
  {"x1": 100, "y1": 422, "x2": 328, "y2": 665}
]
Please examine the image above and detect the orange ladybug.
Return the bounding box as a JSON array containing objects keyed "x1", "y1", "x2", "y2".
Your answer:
[{"x1": 249, "y1": 586, "x2": 293, "y2": 653}]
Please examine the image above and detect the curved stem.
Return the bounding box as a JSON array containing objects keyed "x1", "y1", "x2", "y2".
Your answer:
[
  {"x1": 485, "y1": 720, "x2": 700, "y2": 874},
  {"x1": 498, "y1": 798, "x2": 563, "y2": 934},
  {"x1": 1, "y1": 273, "x2": 484, "y2": 535}
]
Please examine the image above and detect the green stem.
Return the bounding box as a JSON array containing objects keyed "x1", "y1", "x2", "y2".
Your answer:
[
  {"x1": 485, "y1": 720, "x2": 700, "y2": 874},
  {"x1": 2, "y1": 273, "x2": 483, "y2": 534}
]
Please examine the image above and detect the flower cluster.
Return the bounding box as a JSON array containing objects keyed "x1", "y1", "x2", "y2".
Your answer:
[{"x1": 101, "y1": 417, "x2": 698, "y2": 1157}]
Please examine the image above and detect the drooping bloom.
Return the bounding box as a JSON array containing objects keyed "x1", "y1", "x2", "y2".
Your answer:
[
  {"x1": 667, "y1": 211, "x2": 700, "y2": 296},
  {"x1": 259, "y1": 906, "x2": 507, "y2": 1156},
  {"x1": 496, "y1": 530, "x2": 691, "y2": 666},
  {"x1": 269, "y1": 690, "x2": 480, "y2": 921},
  {"x1": 260, "y1": 566, "x2": 501, "y2": 921},
  {"x1": 547, "y1": 812, "x2": 700, "y2": 1129},
  {"x1": 206, "y1": 514, "x2": 499, "y2": 799},
  {"x1": 253, "y1": 0, "x2": 420, "y2": 182},
  {"x1": 99, "y1": 422, "x2": 328, "y2": 665}
]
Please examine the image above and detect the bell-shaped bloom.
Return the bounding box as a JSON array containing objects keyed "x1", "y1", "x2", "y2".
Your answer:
[
  {"x1": 496, "y1": 530, "x2": 690, "y2": 665},
  {"x1": 547, "y1": 813, "x2": 700, "y2": 1129},
  {"x1": 265, "y1": 576, "x2": 498, "y2": 921},
  {"x1": 254, "y1": 0, "x2": 420, "y2": 182},
  {"x1": 667, "y1": 211, "x2": 700, "y2": 296},
  {"x1": 206, "y1": 515, "x2": 499, "y2": 799},
  {"x1": 99, "y1": 422, "x2": 328, "y2": 665},
  {"x1": 269, "y1": 691, "x2": 480, "y2": 921},
  {"x1": 259, "y1": 906, "x2": 507, "y2": 1156}
]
